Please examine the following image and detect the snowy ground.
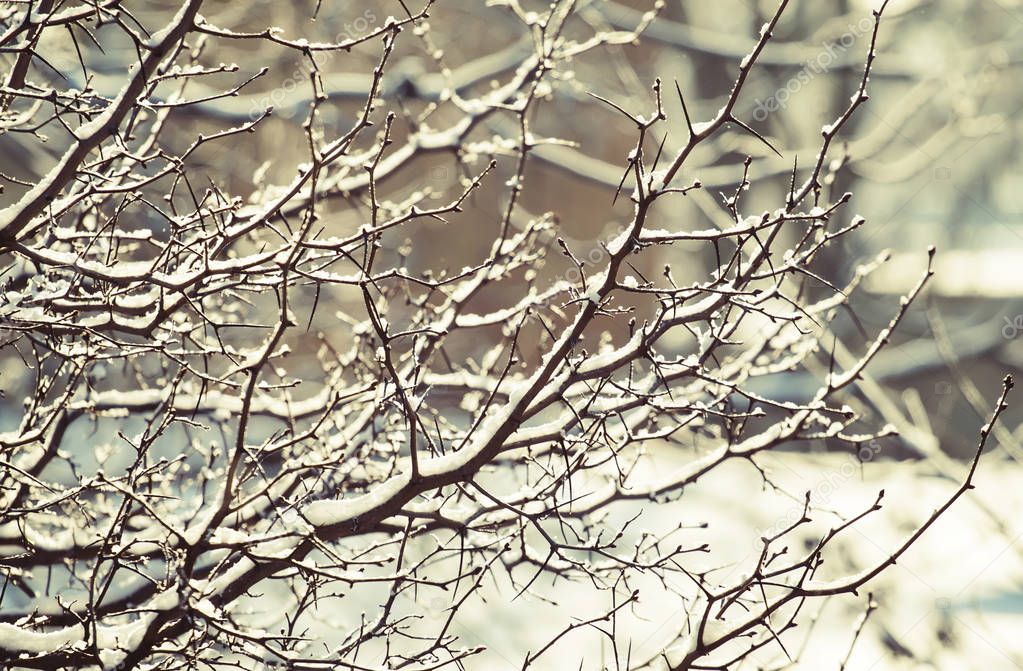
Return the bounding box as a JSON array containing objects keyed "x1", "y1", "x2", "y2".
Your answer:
[
  {"x1": 29, "y1": 411, "x2": 1018, "y2": 670},
  {"x1": 348, "y1": 448, "x2": 1023, "y2": 670}
]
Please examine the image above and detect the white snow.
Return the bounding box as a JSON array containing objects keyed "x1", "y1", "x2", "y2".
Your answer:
[
  {"x1": 0, "y1": 622, "x2": 84, "y2": 654},
  {"x1": 691, "y1": 120, "x2": 714, "y2": 135},
  {"x1": 578, "y1": 328, "x2": 645, "y2": 375},
  {"x1": 605, "y1": 227, "x2": 632, "y2": 255},
  {"x1": 0, "y1": 588, "x2": 178, "y2": 656},
  {"x1": 304, "y1": 473, "x2": 411, "y2": 527},
  {"x1": 582, "y1": 269, "x2": 609, "y2": 305}
]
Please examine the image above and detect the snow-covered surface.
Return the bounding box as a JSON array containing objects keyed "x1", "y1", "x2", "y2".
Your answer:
[
  {"x1": 867, "y1": 249, "x2": 1023, "y2": 297},
  {"x1": 324, "y1": 448, "x2": 1023, "y2": 670},
  {"x1": 5, "y1": 441, "x2": 1020, "y2": 669},
  {"x1": 304, "y1": 472, "x2": 411, "y2": 527},
  {"x1": 0, "y1": 588, "x2": 179, "y2": 664}
]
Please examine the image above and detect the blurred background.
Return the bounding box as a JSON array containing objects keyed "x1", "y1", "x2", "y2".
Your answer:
[{"x1": 3, "y1": 0, "x2": 1023, "y2": 668}]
